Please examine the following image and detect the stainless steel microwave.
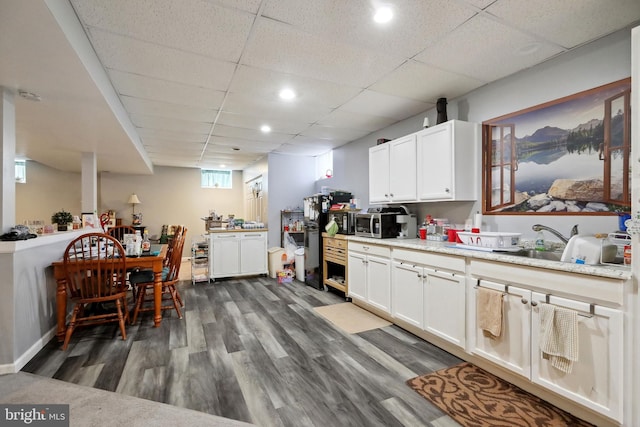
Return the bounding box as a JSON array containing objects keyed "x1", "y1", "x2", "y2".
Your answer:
[{"x1": 355, "y1": 213, "x2": 399, "y2": 238}]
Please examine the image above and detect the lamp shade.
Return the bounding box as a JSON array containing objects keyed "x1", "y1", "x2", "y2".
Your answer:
[{"x1": 127, "y1": 194, "x2": 141, "y2": 204}]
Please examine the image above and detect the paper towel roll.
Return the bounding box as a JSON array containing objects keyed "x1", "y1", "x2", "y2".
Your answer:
[{"x1": 474, "y1": 212, "x2": 483, "y2": 229}]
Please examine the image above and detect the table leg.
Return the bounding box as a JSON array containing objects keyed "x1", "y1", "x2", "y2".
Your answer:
[
  {"x1": 154, "y1": 270, "x2": 162, "y2": 327},
  {"x1": 56, "y1": 278, "x2": 67, "y2": 342}
]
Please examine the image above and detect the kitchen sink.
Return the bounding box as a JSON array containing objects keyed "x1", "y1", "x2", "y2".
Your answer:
[{"x1": 511, "y1": 249, "x2": 564, "y2": 262}]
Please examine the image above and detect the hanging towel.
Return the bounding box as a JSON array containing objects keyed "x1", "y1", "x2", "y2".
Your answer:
[
  {"x1": 477, "y1": 287, "x2": 504, "y2": 339},
  {"x1": 539, "y1": 303, "x2": 579, "y2": 374}
]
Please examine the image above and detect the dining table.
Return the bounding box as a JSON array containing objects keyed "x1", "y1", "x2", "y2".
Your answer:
[{"x1": 51, "y1": 243, "x2": 168, "y2": 342}]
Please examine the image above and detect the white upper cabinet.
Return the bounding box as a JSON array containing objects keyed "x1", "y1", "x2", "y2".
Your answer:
[
  {"x1": 417, "y1": 120, "x2": 479, "y2": 201},
  {"x1": 369, "y1": 134, "x2": 417, "y2": 204}
]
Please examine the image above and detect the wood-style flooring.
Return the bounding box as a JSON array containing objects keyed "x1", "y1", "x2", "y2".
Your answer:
[{"x1": 22, "y1": 276, "x2": 462, "y2": 427}]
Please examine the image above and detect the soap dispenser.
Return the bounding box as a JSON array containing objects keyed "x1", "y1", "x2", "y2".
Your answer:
[{"x1": 535, "y1": 231, "x2": 545, "y2": 251}]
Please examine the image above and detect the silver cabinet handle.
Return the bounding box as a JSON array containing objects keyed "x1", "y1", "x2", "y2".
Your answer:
[
  {"x1": 530, "y1": 301, "x2": 538, "y2": 306},
  {"x1": 521, "y1": 298, "x2": 529, "y2": 305}
]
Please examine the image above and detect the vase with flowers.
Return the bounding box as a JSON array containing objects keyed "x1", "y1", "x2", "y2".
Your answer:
[{"x1": 51, "y1": 210, "x2": 73, "y2": 232}]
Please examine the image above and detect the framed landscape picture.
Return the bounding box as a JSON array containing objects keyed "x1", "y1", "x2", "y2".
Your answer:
[{"x1": 482, "y1": 78, "x2": 631, "y2": 215}]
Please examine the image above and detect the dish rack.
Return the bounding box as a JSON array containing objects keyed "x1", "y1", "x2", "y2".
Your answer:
[
  {"x1": 456, "y1": 231, "x2": 522, "y2": 249},
  {"x1": 602, "y1": 232, "x2": 631, "y2": 266}
]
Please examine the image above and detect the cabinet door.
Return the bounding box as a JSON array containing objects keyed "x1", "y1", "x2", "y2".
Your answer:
[
  {"x1": 391, "y1": 261, "x2": 423, "y2": 328},
  {"x1": 367, "y1": 255, "x2": 391, "y2": 313},
  {"x1": 424, "y1": 268, "x2": 466, "y2": 348},
  {"x1": 417, "y1": 124, "x2": 453, "y2": 200},
  {"x1": 471, "y1": 281, "x2": 532, "y2": 378},
  {"x1": 347, "y1": 252, "x2": 367, "y2": 300},
  {"x1": 531, "y1": 293, "x2": 623, "y2": 422},
  {"x1": 211, "y1": 234, "x2": 240, "y2": 277},
  {"x1": 369, "y1": 144, "x2": 390, "y2": 203},
  {"x1": 389, "y1": 134, "x2": 417, "y2": 202},
  {"x1": 240, "y1": 232, "x2": 266, "y2": 275}
]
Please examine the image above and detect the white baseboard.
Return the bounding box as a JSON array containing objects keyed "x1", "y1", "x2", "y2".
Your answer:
[{"x1": 0, "y1": 326, "x2": 57, "y2": 374}]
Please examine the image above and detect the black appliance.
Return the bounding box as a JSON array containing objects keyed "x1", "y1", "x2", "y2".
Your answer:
[
  {"x1": 327, "y1": 210, "x2": 358, "y2": 235},
  {"x1": 303, "y1": 191, "x2": 352, "y2": 289}
]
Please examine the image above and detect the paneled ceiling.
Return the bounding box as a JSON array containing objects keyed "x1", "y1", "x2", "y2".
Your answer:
[{"x1": 1, "y1": 0, "x2": 639, "y2": 174}]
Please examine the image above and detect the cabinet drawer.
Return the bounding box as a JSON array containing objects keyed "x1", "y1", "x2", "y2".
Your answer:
[
  {"x1": 211, "y1": 233, "x2": 240, "y2": 240},
  {"x1": 325, "y1": 238, "x2": 347, "y2": 250},
  {"x1": 348, "y1": 242, "x2": 390, "y2": 258},
  {"x1": 393, "y1": 248, "x2": 465, "y2": 273},
  {"x1": 325, "y1": 247, "x2": 347, "y2": 264}
]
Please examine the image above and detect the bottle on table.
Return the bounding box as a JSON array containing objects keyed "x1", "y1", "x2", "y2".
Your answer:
[{"x1": 141, "y1": 230, "x2": 151, "y2": 253}]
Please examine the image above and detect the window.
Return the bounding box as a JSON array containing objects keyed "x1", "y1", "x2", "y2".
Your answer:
[
  {"x1": 316, "y1": 150, "x2": 333, "y2": 180},
  {"x1": 201, "y1": 169, "x2": 232, "y2": 188},
  {"x1": 15, "y1": 160, "x2": 26, "y2": 183}
]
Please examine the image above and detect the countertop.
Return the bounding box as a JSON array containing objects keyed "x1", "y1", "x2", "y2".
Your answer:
[
  {"x1": 207, "y1": 228, "x2": 268, "y2": 233},
  {"x1": 348, "y1": 235, "x2": 632, "y2": 281}
]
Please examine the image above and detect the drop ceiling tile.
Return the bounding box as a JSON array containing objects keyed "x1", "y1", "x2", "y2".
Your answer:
[
  {"x1": 242, "y1": 18, "x2": 405, "y2": 88},
  {"x1": 223, "y1": 92, "x2": 331, "y2": 123},
  {"x1": 370, "y1": 60, "x2": 486, "y2": 103},
  {"x1": 217, "y1": 112, "x2": 312, "y2": 135},
  {"x1": 275, "y1": 139, "x2": 338, "y2": 156},
  {"x1": 214, "y1": 0, "x2": 262, "y2": 14},
  {"x1": 208, "y1": 135, "x2": 282, "y2": 152},
  {"x1": 262, "y1": 0, "x2": 477, "y2": 58},
  {"x1": 339, "y1": 90, "x2": 430, "y2": 121},
  {"x1": 301, "y1": 124, "x2": 371, "y2": 142},
  {"x1": 88, "y1": 28, "x2": 236, "y2": 90},
  {"x1": 108, "y1": 70, "x2": 226, "y2": 109},
  {"x1": 229, "y1": 65, "x2": 362, "y2": 109},
  {"x1": 121, "y1": 96, "x2": 217, "y2": 123},
  {"x1": 71, "y1": 0, "x2": 254, "y2": 62},
  {"x1": 130, "y1": 113, "x2": 213, "y2": 134},
  {"x1": 137, "y1": 128, "x2": 208, "y2": 143},
  {"x1": 317, "y1": 109, "x2": 397, "y2": 132},
  {"x1": 142, "y1": 138, "x2": 205, "y2": 150},
  {"x1": 486, "y1": 0, "x2": 640, "y2": 48},
  {"x1": 211, "y1": 124, "x2": 295, "y2": 144},
  {"x1": 413, "y1": 14, "x2": 565, "y2": 82}
]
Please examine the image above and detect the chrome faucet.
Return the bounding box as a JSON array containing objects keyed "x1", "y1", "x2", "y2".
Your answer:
[{"x1": 531, "y1": 224, "x2": 579, "y2": 244}]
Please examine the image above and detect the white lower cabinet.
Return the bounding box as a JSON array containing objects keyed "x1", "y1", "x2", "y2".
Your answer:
[
  {"x1": 530, "y1": 292, "x2": 623, "y2": 423},
  {"x1": 391, "y1": 250, "x2": 466, "y2": 349},
  {"x1": 209, "y1": 231, "x2": 267, "y2": 280},
  {"x1": 347, "y1": 242, "x2": 391, "y2": 313},
  {"x1": 469, "y1": 275, "x2": 623, "y2": 423},
  {"x1": 471, "y1": 280, "x2": 532, "y2": 379}
]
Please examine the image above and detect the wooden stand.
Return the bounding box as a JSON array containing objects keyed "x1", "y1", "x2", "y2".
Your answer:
[{"x1": 322, "y1": 232, "x2": 348, "y2": 298}]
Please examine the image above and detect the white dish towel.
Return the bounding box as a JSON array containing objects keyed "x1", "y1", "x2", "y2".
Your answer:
[{"x1": 539, "y1": 303, "x2": 579, "y2": 373}]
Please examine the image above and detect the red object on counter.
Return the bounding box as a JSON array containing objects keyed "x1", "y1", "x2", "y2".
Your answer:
[
  {"x1": 419, "y1": 228, "x2": 427, "y2": 240},
  {"x1": 471, "y1": 227, "x2": 480, "y2": 233},
  {"x1": 448, "y1": 229, "x2": 462, "y2": 243}
]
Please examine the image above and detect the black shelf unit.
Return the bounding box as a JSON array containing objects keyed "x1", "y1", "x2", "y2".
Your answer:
[{"x1": 280, "y1": 210, "x2": 305, "y2": 247}]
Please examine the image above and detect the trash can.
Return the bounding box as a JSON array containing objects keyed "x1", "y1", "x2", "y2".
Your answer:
[
  {"x1": 268, "y1": 247, "x2": 285, "y2": 279},
  {"x1": 294, "y1": 247, "x2": 305, "y2": 282}
]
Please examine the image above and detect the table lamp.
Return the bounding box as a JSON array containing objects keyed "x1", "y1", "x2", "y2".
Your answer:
[{"x1": 127, "y1": 193, "x2": 141, "y2": 224}]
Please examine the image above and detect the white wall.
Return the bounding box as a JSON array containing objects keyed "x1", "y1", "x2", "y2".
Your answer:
[{"x1": 329, "y1": 26, "x2": 633, "y2": 243}]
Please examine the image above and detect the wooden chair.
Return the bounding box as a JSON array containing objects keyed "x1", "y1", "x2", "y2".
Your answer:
[
  {"x1": 130, "y1": 226, "x2": 187, "y2": 323},
  {"x1": 106, "y1": 225, "x2": 136, "y2": 243},
  {"x1": 62, "y1": 232, "x2": 129, "y2": 350}
]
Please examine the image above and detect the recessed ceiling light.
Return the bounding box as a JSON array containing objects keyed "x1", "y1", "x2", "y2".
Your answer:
[
  {"x1": 373, "y1": 6, "x2": 393, "y2": 23},
  {"x1": 279, "y1": 88, "x2": 296, "y2": 100},
  {"x1": 18, "y1": 90, "x2": 41, "y2": 101},
  {"x1": 220, "y1": 164, "x2": 226, "y2": 168},
  {"x1": 260, "y1": 125, "x2": 271, "y2": 133}
]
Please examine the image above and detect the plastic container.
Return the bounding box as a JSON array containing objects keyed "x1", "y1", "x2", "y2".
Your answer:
[
  {"x1": 456, "y1": 231, "x2": 521, "y2": 249},
  {"x1": 294, "y1": 247, "x2": 305, "y2": 282},
  {"x1": 268, "y1": 247, "x2": 285, "y2": 279}
]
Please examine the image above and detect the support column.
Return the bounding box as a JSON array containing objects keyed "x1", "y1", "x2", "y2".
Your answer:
[
  {"x1": 0, "y1": 87, "x2": 16, "y2": 233},
  {"x1": 81, "y1": 152, "x2": 97, "y2": 216}
]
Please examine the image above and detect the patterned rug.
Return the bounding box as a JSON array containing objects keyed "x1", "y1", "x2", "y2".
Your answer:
[{"x1": 407, "y1": 362, "x2": 594, "y2": 427}]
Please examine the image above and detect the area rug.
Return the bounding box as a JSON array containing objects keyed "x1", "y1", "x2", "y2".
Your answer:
[
  {"x1": 313, "y1": 302, "x2": 391, "y2": 334},
  {"x1": 406, "y1": 362, "x2": 594, "y2": 427}
]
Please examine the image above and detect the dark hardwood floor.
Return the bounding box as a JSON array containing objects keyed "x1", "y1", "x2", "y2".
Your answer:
[{"x1": 22, "y1": 276, "x2": 462, "y2": 427}]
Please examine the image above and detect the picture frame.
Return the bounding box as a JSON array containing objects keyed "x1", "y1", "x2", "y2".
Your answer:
[
  {"x1": 482, "y1": 78, "x2": 631, "y2": 215},
  {"x1": 81, "y1": 213, "x2": 97, "y2": 229}
]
